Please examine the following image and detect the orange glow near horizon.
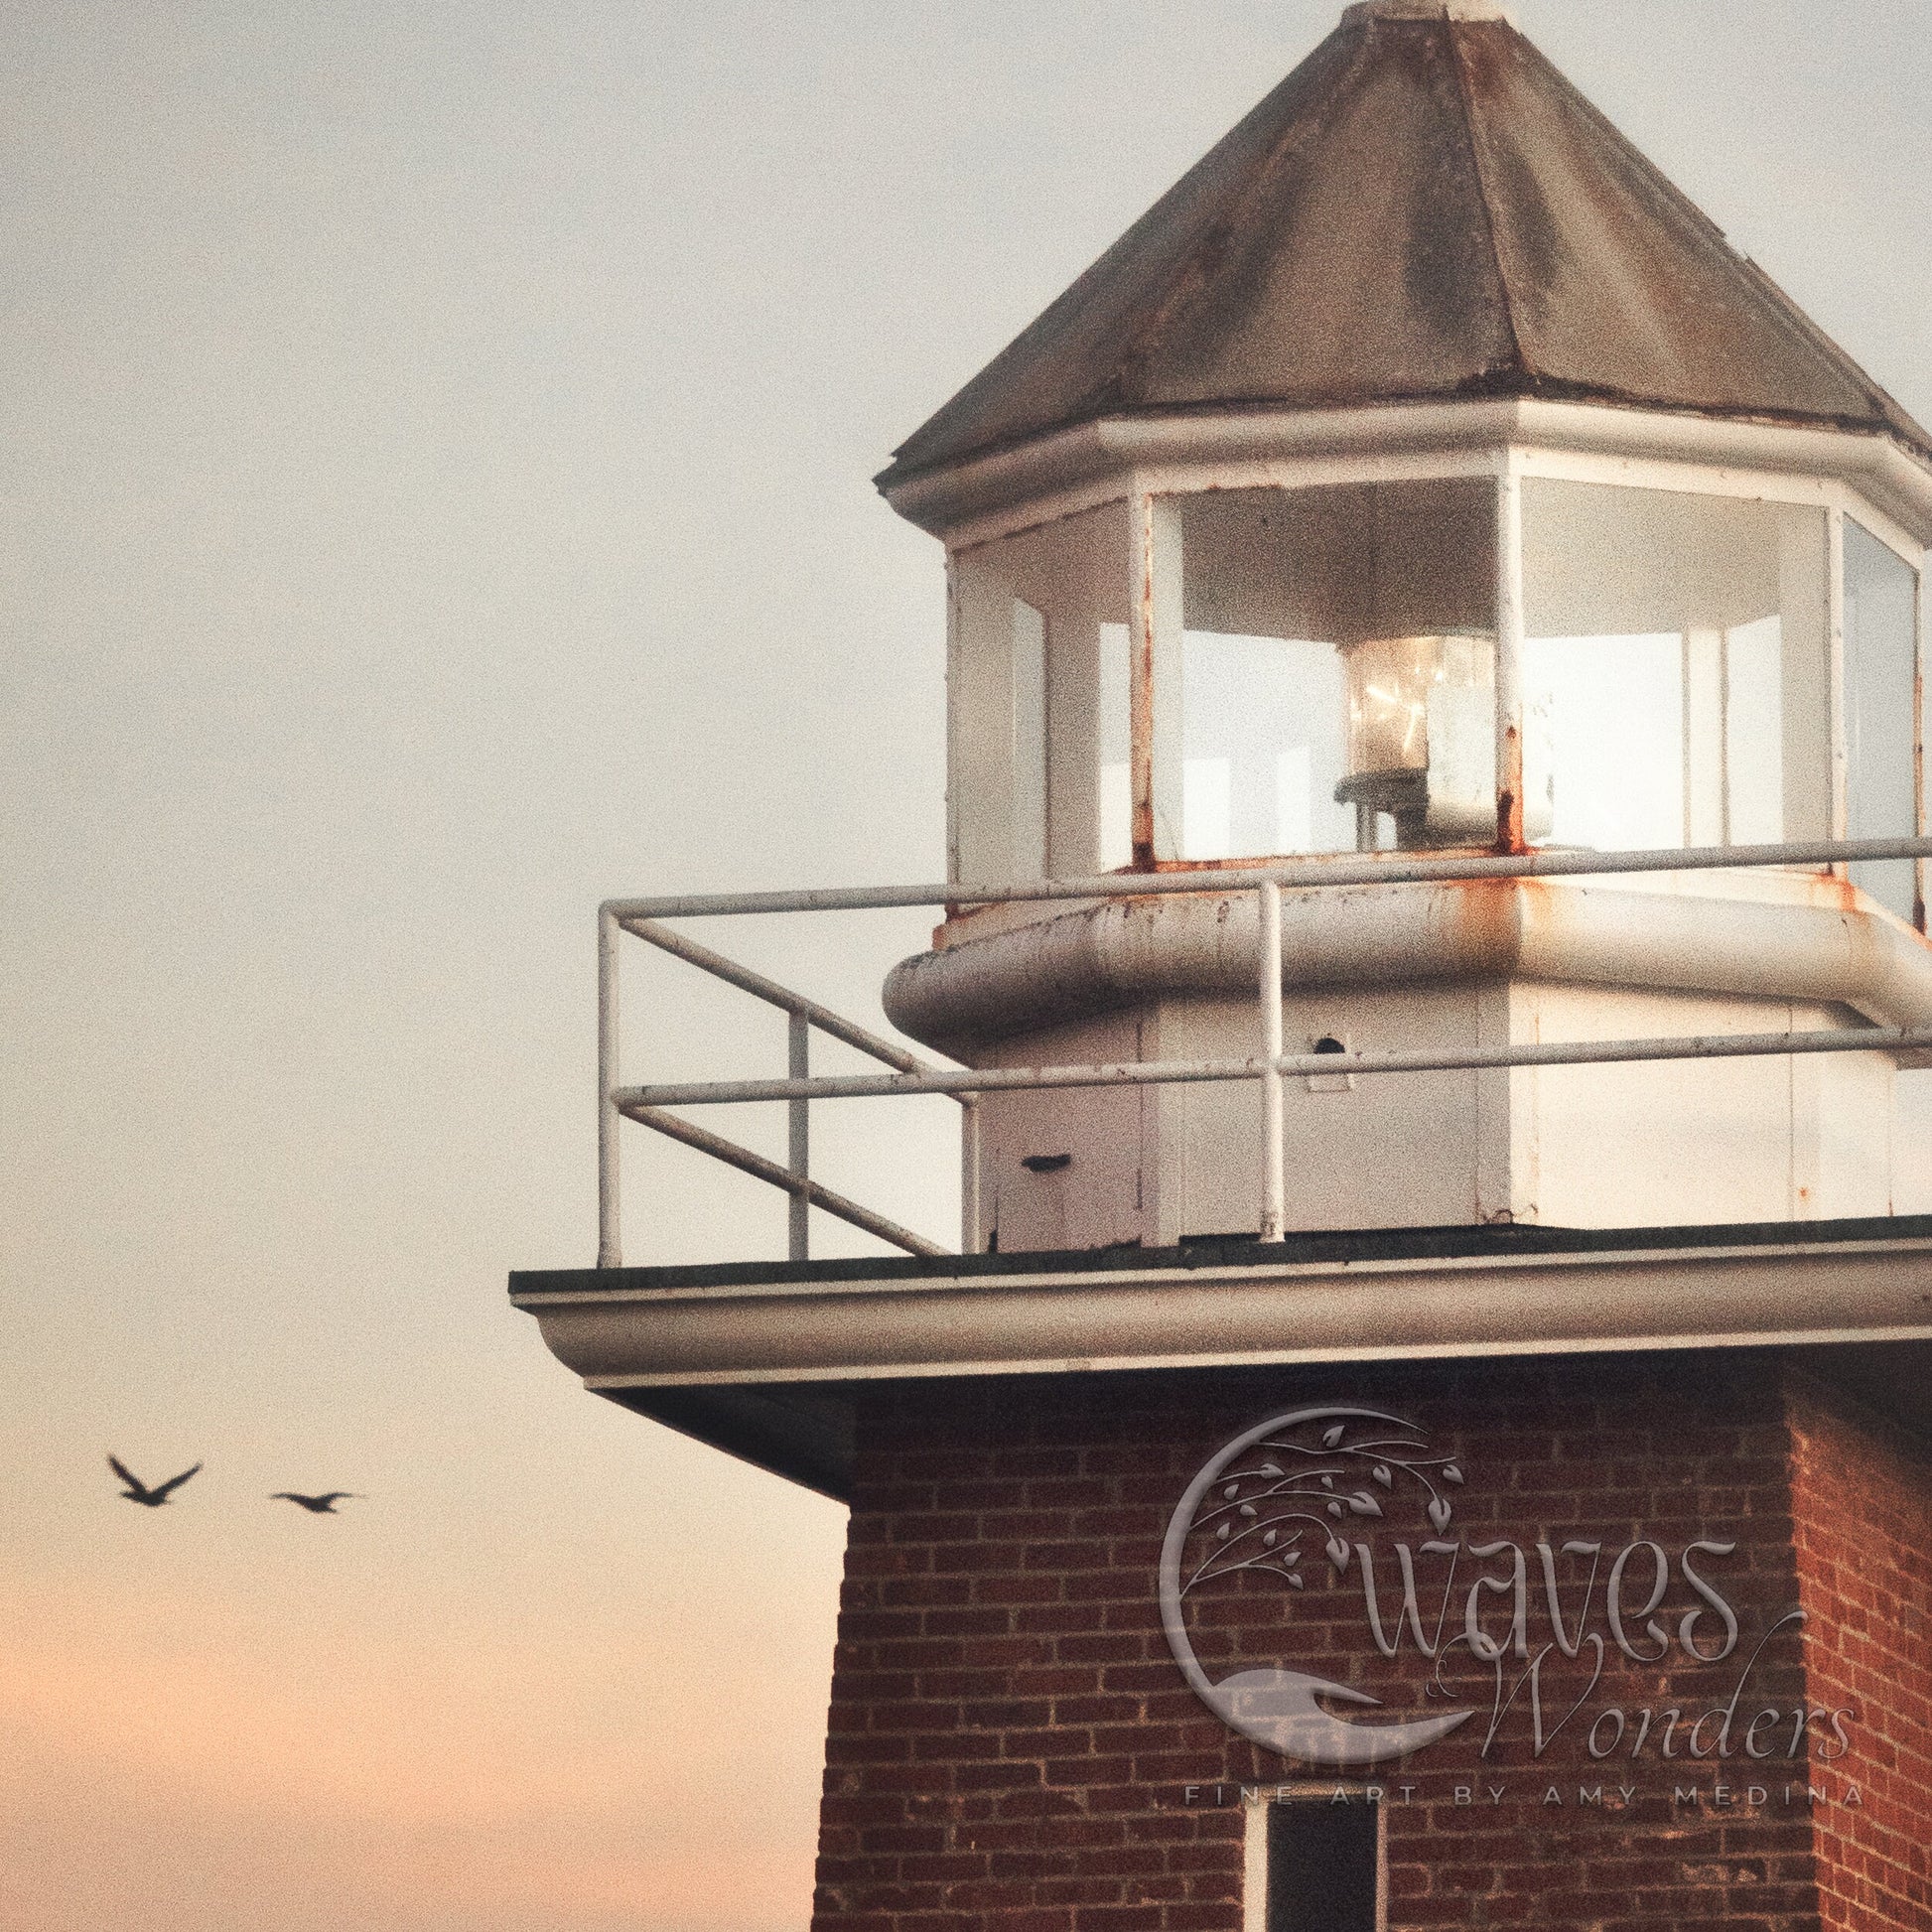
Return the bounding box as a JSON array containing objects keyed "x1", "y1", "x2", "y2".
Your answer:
[
  {"x1": 9, "y1": 2, "x2": 1932, "y2": 1926},
  {"x1": 1, "y1": 1573, "x2": 833, "y2": 1930}
]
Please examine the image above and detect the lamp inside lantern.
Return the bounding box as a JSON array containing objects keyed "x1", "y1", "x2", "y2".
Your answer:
[{"x1": 1334, "y1": 631, "x2": 1504, "y2": 847}]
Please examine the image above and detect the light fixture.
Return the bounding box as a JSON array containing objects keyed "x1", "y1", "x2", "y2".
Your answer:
[{"x1": 1334, "y1": 632, "x2": 1499, "y2": 847}]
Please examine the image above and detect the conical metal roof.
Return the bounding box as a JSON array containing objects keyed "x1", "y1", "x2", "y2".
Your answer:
[{"x1": 881, "y1": 0, "x2": 1930, "y2": 487}]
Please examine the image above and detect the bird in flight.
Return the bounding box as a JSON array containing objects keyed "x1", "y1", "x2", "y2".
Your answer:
[
  {"x1": 271, "y1": 1491, "x2": 360, "y2": 1514},
  {"x1": 108, "y1": 1454, "x2": 203, "y2": 1508}
]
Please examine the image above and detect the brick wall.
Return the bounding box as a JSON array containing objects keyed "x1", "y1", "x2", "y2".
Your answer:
[
  {"x1": 1788, "y1": 1372, "x2": 1932, "y2": 1930},
  {"x1": 810, "y1": 1354, "x2": 1905, "y2": 1932}
]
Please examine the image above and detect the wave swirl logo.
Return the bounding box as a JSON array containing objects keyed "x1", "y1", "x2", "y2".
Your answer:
[{"x1": 1159, "y1": 1406, "x2": 1475, "y2": 1768}]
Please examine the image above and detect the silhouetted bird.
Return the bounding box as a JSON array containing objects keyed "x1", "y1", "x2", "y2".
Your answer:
[
  {"x1": 108, "y1": 1454, "x2": 202, "y2": 1507},
  {"x1": 271, "y1": 1491, "x2": 360, "y2": 1514}
]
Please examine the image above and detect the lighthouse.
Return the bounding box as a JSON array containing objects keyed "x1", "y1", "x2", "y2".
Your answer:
[{"x1": 512, "y1": 5, "x2": 1932, "y2": 1926}]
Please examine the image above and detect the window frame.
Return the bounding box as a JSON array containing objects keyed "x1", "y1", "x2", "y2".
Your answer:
[
  {"x1": 1243, "y1": 1784, "x2": 1387, "y2": 1932},
  {"x1": 943, "y1": 453, "x2": 1927, "y2": 904}
]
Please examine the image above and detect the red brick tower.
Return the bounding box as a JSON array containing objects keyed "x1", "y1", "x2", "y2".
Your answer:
[{"x1": 513, "y1": 4, "x2": 1932, "y2": 1926}]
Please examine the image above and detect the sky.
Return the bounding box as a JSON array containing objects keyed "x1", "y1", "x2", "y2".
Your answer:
[{"x1": 5, "y1": 3, "x2": 1932, "y2": 1928}]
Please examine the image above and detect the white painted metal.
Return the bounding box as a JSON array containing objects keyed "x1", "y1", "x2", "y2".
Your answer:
[
  {"x1": 1513, "y1": 448, "x2": 1923, "y2": 569},
  {"x1": 1920, "y1": 557, "x2": 1931, "y2": 925},
  {"x1": 947, "y1": 455, "x2": 1923, "y2": 573},
  {"x1": 606, "y1": 913, "x2": 968, "y2": 1268},
  {"x1": 601, "y1": 843, "x2": 1932, "y2": 1262},
  {"x1": 514, "y1": 1232, "x2": 1932, "y2": 1388},
  {"x1": 881, "y1": 871, "x2": 1932, "y2": 1050},
  {"x1": 959, "y1": 1097, "x2": 982, "y2": 1252},
  {"x1": 620, "y1": 1021, "x2": 1932, "y2": 1109},
  {"x1": 604, "y1": 834, "x2": 1932, "y2": 921},
  {"x1": 885, "y1": 401, "x2": 1932, "y2": 550},
  {"x1": 1151, "y1": 498, "x2": 1184, "y2": 862},
  {"x1": 1129, "y1": 490, "x2": 1154, "y2": 865},
  {"x1": 1829, "y1": 506, "x2": 1849, "y2": 858},
  {"x1": 945, "y1": 547, "x2": 1017, "y2": 889},
  {"x1": 944, "y1": 553, "x2": 961, "y2": 884},
  {"x1": 1494, "y1": 464, "x2": 1525, "y2": 848},
  {"x1": 1128, "y1": 492, "x2": 1185, "y2": 862},
  {"x1": 1241, "y1": 1797, "x2": 1270, "y2": 1932},
  {"x1": 1258, "y1": 880, "x2": 1286, "y2": 1241},
  {"x1": 621, "y1": 916, "x2": 926, "y2": 1071},
  {"x1": 977, "y1": 1010, "x2": 1148, "y2": 1250},
  {"x1": 943, "y1": 502, "x2": 1132, "y2": 883}
]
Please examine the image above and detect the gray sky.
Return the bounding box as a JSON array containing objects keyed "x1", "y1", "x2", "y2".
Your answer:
[{"x1": 5, "y1": 4, "x2": 1931, "y2": 1928}]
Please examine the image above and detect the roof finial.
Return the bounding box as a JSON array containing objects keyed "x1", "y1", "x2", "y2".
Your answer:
[{"x1": 1344, "y1": 0, "x2": 1516, "y2": 22}]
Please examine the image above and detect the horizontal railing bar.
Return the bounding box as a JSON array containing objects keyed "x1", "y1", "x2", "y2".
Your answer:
[
  {"x1": 602, "y1": 835, "x2": 1932, "y2": 922},
  {"x1": 625, "y1": 1104, "x2": 946, "y2": 1258},
  {"x1": 617, "y1": 1024, "x2": 1932, "y2": 1108},
  {"x1": 620, "y1": 916, "x2": 933, "y2": 1075}
]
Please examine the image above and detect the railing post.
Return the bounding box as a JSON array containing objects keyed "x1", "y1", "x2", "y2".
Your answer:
[
  {"x1": 1258, "y1": 880, "x2": 1286, "y2": 1242},
  {"x1": 597, "y1": 904, "x2": 621, "y2": 1268},
  {"x1": 788, "y1": 1011, "x2": 810, "y2": 1261},
  {"x1": 959, "y1": 1096, "x2": 982, "y2": 1254}
]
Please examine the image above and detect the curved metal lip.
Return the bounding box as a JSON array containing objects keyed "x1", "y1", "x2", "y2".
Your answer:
[
  {"x1": 508, "y1": 1232, "x2": 1932, "y2": 1500},
  {"x1": 882, "y1": 869, "x2": 1932, "y2": 1057},
  {"x1": 512, "y1": 1230, "x2": 1932, "y2": 1394}
]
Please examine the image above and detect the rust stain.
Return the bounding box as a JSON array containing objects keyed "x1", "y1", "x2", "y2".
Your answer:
[
  {"x1": 1107, "y1": 845, "x2": 1497, "y2": 877},
  {"x1": 933, "y1": 857, "x2": 1913, "y2": 954},
  {"x1": 1825, "y1": 873, "x2": 1864, "y2": 916},
  {"x1": 1494, "y1": 721, "x2": 1525, "y2": 853},
  {"x1": 1439, "y1": 874, "x2": 1524, "y2": 963}
]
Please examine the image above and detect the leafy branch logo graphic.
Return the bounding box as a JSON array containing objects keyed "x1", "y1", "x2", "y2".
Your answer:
[
  {"x1": 1182, "y1": 1412, "x2": 1465, "y2": 1594},
  {"x1": 1160, "y1": 1406, "x2": 1477, "y2": 1769}
]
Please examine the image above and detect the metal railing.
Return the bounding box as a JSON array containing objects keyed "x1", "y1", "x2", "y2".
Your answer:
[
  {"x1": 598, "y1": 834, "x2": 1932, "y2": 1268},
  {"x1": 600, "y1": 912, "x2": 977, "y2": 1265}
]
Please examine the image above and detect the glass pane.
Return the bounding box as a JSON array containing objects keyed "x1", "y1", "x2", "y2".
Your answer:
[
  {"x1": 1098, "y1": 621, "x2": 1131, "y2": 871},
  {"x1": 1844, "y1": 519, "x2": 1919, "y2": 921},
  {"x1": 1725, "y1": 616, "x2": 1786, "y2": 844},
  {"x1": 1179, "y1": 631, "x2": 1348, "y2": 859},
  {"x1": 1011, "y1": 600, "x2": 1046, "y2": 879},
  {"x1": 947, "y1": 500, "x2": 1130, "y2": 886},
  {"x1": 1522, "y1": 482, "x2": 1830, "y2": 854},
  {"x1": 1528, "y1": 631, "x2": 1682, "y2": 849},
  {"x1": 1174, "y1": 479, "x2": 1498, "y2": 857}
]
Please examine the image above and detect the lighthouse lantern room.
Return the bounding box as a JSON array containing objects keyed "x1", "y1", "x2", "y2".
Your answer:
[
  {"x1": 511, "y1": 8, "x2": 1932, "y2": 1929},
  {"x1": 873, "y1": 0, "x2": 1932, "y2": 1249}
]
